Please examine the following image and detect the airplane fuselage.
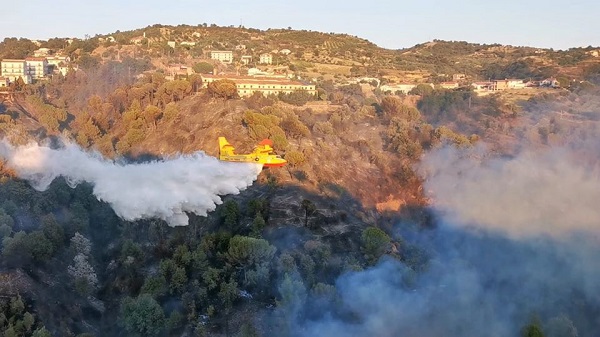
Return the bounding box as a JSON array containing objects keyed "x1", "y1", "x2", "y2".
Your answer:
[
  {"x1": 218, "y1": 136, "x2": 287, "y2": 167},
  {"x1": 219, "y1": 154, "x2": 287, "y2": 167}
]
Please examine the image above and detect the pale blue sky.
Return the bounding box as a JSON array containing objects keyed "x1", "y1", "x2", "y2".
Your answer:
[{"x1": 2, "y1": 0, "x2": 598, "y2": 50}]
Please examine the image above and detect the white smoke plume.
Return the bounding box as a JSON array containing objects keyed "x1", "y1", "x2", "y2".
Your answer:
[
  {"x1": 0, "y1": 139, "x2": 262, "y2": 226},
  {"x1": 418, "y1": 144, "x2": 600, "y2": 238}
]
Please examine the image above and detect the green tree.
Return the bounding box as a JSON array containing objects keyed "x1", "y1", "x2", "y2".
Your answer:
[
  {"x1": 207, "y1": 79, "x2": 238, "y2": 99},
  {"x1": 173, "y1": 244, "x2": 192, "y2": 267},
  {"x1": 162, "y1": 102, "x2": 179, "y2": 122},
  {"x1": 31, "y1": 327, "x2": 52, "y2": 337},
  {"x1": 170, "y1": 266, "x2": 188, "y2": 294},
  {"x1": 192, "y1": 62, "x2": 214, "y2": 74},
  {"x1": 4, "y1": 326, "x2": 17, "y2": 337},
  {"x1": 226, "y1": 236, "x2": 276, "y2": 286},
  {"x1": 22, "y1": 312, "x2": 34, "y2": 332},
  {"x1": 227, "y1": 236, "x2": 276, "y2": 267},
  {"x1": 120, "y1": 294, "x2": 166, "y2": 336},
  {"x1": 522, "y1": 323, "x2": 545, "y2": 337},
  {"x1": 278, "y1": 273, "x2": 307, "y2": 308},
  {"x1": 143, "y1": 105, "x2": 162, "y2": 127},
  {"x1": 42, "y1": 215, "x2": 65, "y2": 253},
  {"x1": 77, "y1": 53, "x2": 101, "y2": 70},
  {"x1": 10, "y1": 295, "x2": 25, "y2": 316},
  {"x1": 140, "y1": 275, "x2": 168, "y2": 298},
  {"x1": 361, "y1": 226, "x2": 391, "y2": 263},
  {"x1": 250, "y1": 213, "x2": 266, "y2": 237},
  {"x1": 0, "y1": 224, "x2": 11, "y2": 238},
  {"x1": 409, "y1": 84, "x2": 434, "y2": 96},
  {"x1": 278, "y1": 90, "x2": 313, "y2": 106},
  {"x1": 218, "y1": 279, "x2": 239, "y2": 310},
  {"x1": 221, "y1": 200, "x2": 240, "y2": 229},
  {"x1": 285, "y1": 150, "x2": 305, "y2": 167},
  {"x1": 202, "y1": 267, "x2": 222, "y2": 291},
  {"x1": 236, "y1": 323, "x2": 259, "y2": 337},
  {"x1": 25, "y1": 230, "x2": 53, "y2": 262}
]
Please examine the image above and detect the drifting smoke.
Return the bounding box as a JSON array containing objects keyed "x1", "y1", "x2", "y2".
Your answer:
[
  {"x1": 284, "y1": 141, "x2": 600, "y2": 336},
  {"x1": 282, "y1": 128, "x2": 600, "y2": 336},
  {"x1": 0, "y1": 139, "x2": 262, "y2": 226},
  {"x1": 418, "y1": 144, "x2": 600, "y2": 238},
  {"x1": 297, "y1": 229, "x2": 599, "y2": 337}
]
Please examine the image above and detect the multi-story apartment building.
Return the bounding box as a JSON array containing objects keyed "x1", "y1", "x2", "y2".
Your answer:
[
  {"x1": 25, "y1": 57, "x2": 48, "y2": 80},
  {"x1": 210, "y1": 50, "x2": 233, "y2": 63},
  {"x1": 201, "y1": 74, "x2": 316, "y2": 97},
  {"x1": 1, "y1": 59, "x2": 31, "y2": 84},
  {"x1": 259, "y1": 53, "x2": 273, "y2": 65}
]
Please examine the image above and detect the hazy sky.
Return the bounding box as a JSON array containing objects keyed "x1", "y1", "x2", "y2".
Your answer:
[{"x1": 2, "y1": 0, "x2": 598, "y2": 50}]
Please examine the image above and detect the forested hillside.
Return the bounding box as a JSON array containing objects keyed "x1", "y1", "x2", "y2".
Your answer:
[{"x1": 0, "y1": 24, "x2": 599, "y2": 337}]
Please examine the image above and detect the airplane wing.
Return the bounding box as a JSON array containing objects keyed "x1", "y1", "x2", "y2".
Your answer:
[{"x1": 253, "y1": 139, "x2": 274, "y2": 154}]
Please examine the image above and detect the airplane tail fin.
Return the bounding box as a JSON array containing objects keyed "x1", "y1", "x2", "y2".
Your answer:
[{"x1": 218, "y1": 137, "x2": 235, "y2": 158}]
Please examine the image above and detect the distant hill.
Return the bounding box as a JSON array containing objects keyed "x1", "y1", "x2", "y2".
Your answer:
[{"x1": 3, "y1": 24, "x2": 599, "y2": 86}]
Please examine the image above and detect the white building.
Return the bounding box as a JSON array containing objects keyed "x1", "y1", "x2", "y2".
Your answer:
[
  {"x1": 259, "y1": 53, "x2": 273, "y2": 65},
  {"x1": 471, "y1": 81, "x2": 494, "y2": 91},
  {"x1": 210, "y1": 50, "x2": 233, "y2": 63},
  {"x1": 33, "y1": 48, "x2": 52, "y2": 57},
  {"x1": 0, "y1": 77, "x2": 8, "y2": 87},
  {"x1": 241, "y1": 55, "x2": 252, "y2": 65},
  {"x1": 25, "y1": 57, "x2": 48, "y2": 80},
  {"x1": 167, "y1": 41, "x2": 176, "y2": 48},
  {"x1": 46, "y1": 55, "x2": 70, "y2": 67},
  {"x1": 279, "y1": 49, "x2": 291, "y2": 55},
  {"x1": 1, "y1": 59, "x2": 31, "y2": 84},
  {"x1": 379, "y1": 83, "x2": 417, "y2": 94},
  {"x1": 200, "y1": 74, "x2": 316, "y2": 97}
]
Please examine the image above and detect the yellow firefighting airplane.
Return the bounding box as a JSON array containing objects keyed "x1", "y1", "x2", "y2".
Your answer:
[{"x1": 218, "y1": 137, "x2": 287, "y2": 168}]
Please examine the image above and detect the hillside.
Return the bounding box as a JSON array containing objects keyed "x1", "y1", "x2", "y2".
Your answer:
[{"x1": 0, "y1": 24, "x2": 599, "y2": 337}]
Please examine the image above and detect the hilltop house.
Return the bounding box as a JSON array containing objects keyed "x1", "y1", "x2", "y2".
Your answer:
[
  {"x1": 440, "y1": 81, "x2": 459, "y2": 89},
  {"x1": 493, "y1": 79, "x2": 526, "y2": 90},
  {"x1": 379, "y1": 83, "x2": 418, "y2": 94},
  {"x1": 200, "y1": 74, "x2": 316, "y2": 97},
  {"x1": 452, "y1": 73, "x2": 467, "y2": 81},
  {"x1": 130, "y1": 36, "x2": 145, "y2": 45},
  {"x1": 471, "y1": 81, "x2": 494, "y2": 91},
  {"x1": 46, "y1": 55, "x2": 71, "y2": 68},
  {"x1": 166, "y1": 64, "x2": 193, "y2": 80},
  {"x1": 540, "y1": 78, "x2": 560, "y2": 88},
  {"x1": 33, "y1": 48, "x2": 52, "y2": 57},
  {"x1": 210, "y1": 50, "x2": 233, "y2": 63},
  {"x1": 259, "y1": 53, "x2": 273, "y2": 65}
]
